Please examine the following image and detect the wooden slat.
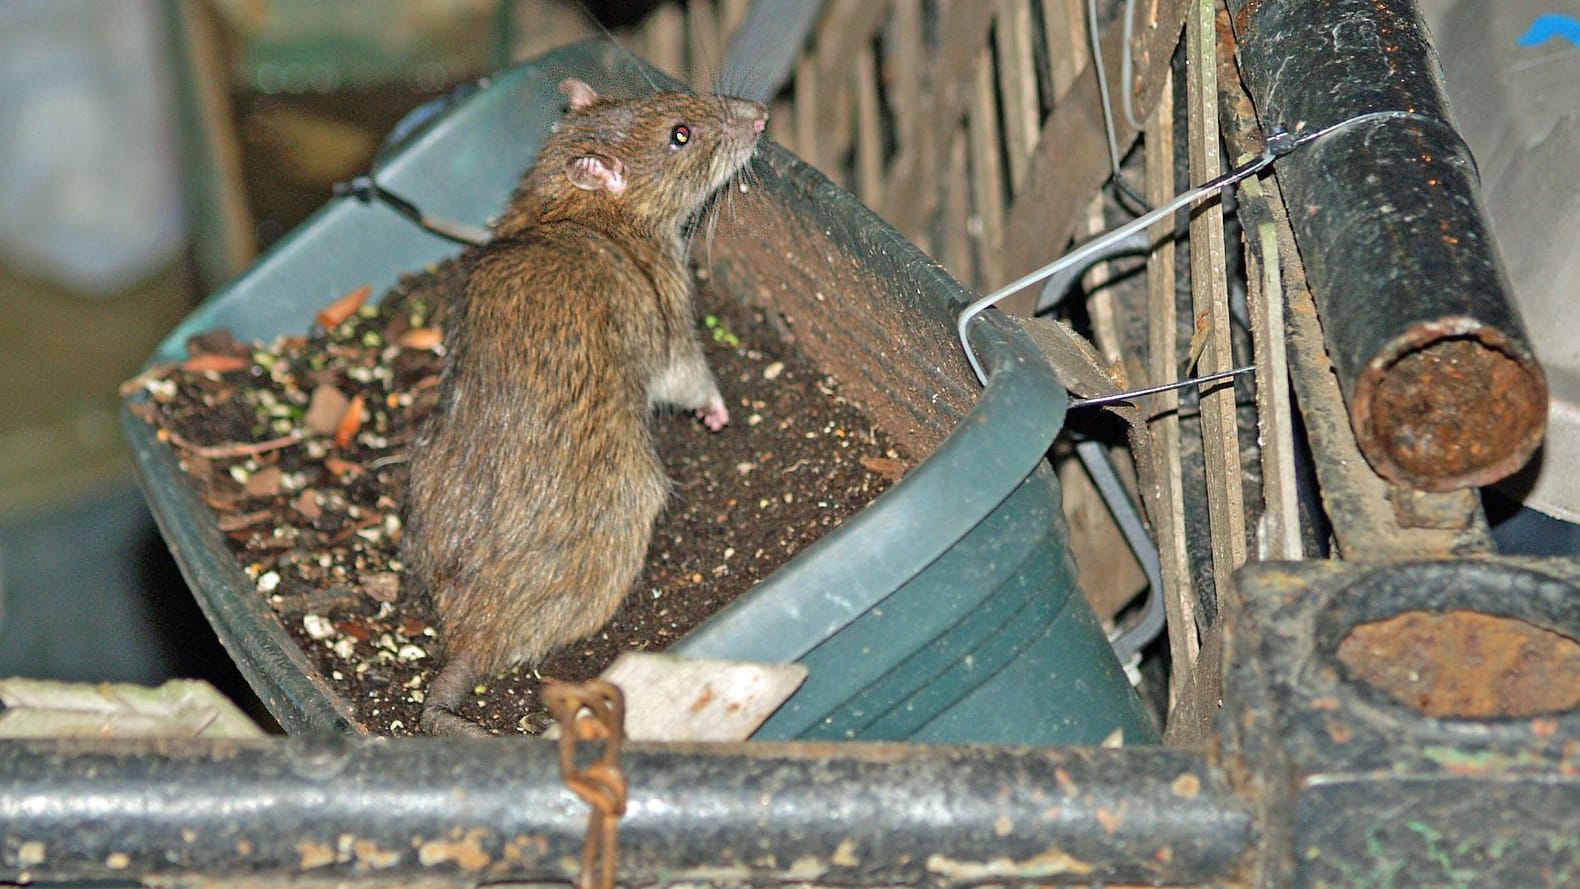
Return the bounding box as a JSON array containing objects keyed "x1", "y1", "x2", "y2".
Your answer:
[
  {"x1": 887, "y1": 0, "x2": 923, "y2": 140},
  {"x1": 1141, "y1": 70, "x2": 1199, "y2": 709},
  {"x1": 853, "y1": 43, "x2": 885, "y2": 207},
  {"x1": 793, "y1": 52, "x2": 822, "y2": 172},
  {"x1": 878, "y1": 0, "x2": 934, "y2": 240},
  {"x1": 1079, "y1": 194, "x2": 1121, "y2": 366},
  {"x1": 1241, "y1": 176, "x2": 1303, "y2": 559},
  {"x1": 1185, "y1": 0, "x2": 1246, "y2": 605},
  {"x1": 640, "y1": 3, "x2": 687, "y2": 81},
  {"x1": 1045, "y1": 0, "x2": 1085, "y2": 100},
  {"x1": 720, "y1": 0, "x2": 752, "y2": 44},
  {"x1": 996, "y1": 0, "x2": 1187, "y2": 311},
  {"x1": 686, "y1": 0, "x2": 722, "y2": 91},
  {"x1": 812, "y1": 0, "x2": 892, "y2": 83},
  {"x1": 942, "y1": 126, "x2": 975, "y2": 283},
  {"x1": 877, "y1": 2, "x2": 999, "y2": 240},
  {"x1": 179, "y1": 0, "x2": 257, "y2": 284},
  {"x1": 995, "y1": 0, "x2": 1040, "y2": 191},
  {"x1": 806, "y1": 0, "x2": 892, "y2": 176},
  {"x1": 770, "y1": 94, "x2": 797, "y2": 154},
  {"x1": 1257, "y1": 182, "x2": 1493, "y2": 559},
  {"x1": 968, "y1": 45, "x2": 1007, "y2": 287}
]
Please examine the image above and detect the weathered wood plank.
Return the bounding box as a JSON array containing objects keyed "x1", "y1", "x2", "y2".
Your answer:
[
  {"x1": 1240, "y1": 174, "x2": 1303, "y2": 559},
  {"x1": 876, "y1": 2, "x2": 998, "y2": 240},
  {"x1": 996, "y1": 0, "x2": 1187, "y2": 312},
  {"x1": 942, "y1": 126, "x2": 975, "y2": 282},
  {"x1": 793, "y1": 52, "x2": 822, "y2": 171},
  {"x1": 968, "y1": 46, "x2": 1008, "y2": 287},
  {"x1": 996, "y1": 0, "x2": 1040, "y2": 191},
  {"x1": 1141, "y1": 70, "x2": 1199, "y2": 705},
  {"x1": 640, "y1": 2, "x2": 687, "y2": 82},
  {"x1": 854, "y1": 43, "x2": 885, "y2": 207},
  {"x1": 1185, "y1": 0, "x2": 1246, "y2": 605},
  {"x1": 686, "y1": 0, "x2": 722, "y2": 91}
]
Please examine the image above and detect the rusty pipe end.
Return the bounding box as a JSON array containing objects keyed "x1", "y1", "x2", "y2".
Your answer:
[{"x1": 1353, "y1": 319, "x2": 1548, "y2": 492}]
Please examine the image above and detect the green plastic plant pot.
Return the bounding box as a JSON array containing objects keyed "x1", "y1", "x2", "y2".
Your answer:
[{"x1": 122, "y1": 41, "x2": 1157, "y2": 746}]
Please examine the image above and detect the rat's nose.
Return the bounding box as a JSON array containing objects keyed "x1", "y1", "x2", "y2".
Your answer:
[{"x1": 728, "y1": 97, "x2": 768, "y2": 134}]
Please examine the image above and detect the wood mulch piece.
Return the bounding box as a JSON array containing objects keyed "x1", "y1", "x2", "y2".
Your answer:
[{"x1": 129, "y1": 253, "x2": 909, "y2": 735}]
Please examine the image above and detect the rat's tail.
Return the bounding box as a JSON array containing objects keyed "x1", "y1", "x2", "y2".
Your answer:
[{"x1": 420, "y1": 652, "x2": 492, "y2": 737}]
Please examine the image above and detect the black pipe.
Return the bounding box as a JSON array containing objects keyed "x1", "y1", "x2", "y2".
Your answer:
[
  {"x1": 0, "y1": 737, "x2": 1252, "y2": 886},
  {"x1": 1226, "y1": 0, "x2": 1547, "y2": 492}
]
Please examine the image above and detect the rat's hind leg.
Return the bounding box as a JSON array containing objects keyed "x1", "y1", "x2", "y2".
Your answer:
[{"x1": 649, "y1": 342, "x2": 729, "y2": 431}]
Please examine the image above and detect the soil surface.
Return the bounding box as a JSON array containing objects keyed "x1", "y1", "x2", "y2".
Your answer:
[{"x1": 128, "y1": 254, "x2": 909, "y2": 735}]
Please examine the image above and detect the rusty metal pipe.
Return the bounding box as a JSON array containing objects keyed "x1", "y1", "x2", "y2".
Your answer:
[
  {"x1": 1226, "y1": 0, "x2": 1547, "y2": 492},
  {"x1": 0, "y1": 737, "x2": 1252, "y2": 886}
]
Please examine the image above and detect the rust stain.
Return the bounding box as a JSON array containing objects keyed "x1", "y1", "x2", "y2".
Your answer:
[
  {"x1": 1232, "y1": 0, "x2": 1267, "y2": 37},
  {"x1": 1326, "y1": 720, "x2": 1353, "y2": 744},
  {"x1": 1053, "y1": 767, "x2": 1076, "y2": 793},
  {"x1": 689, "y1": 683, "x2": 717, "y2": 714},
  {"x1": 1361, "y1": 333, "x2": 1546, "y2": 491},
  {"x1": 352, "y1": 839, "x2": 402, "y2": 870},
  {"x1": 500, "y1": 833, "x2": 550, "y2": 866},
  {"x1": 1339, "y1": 610, "x2": 1580, "y2": 719},
  {"x1": 784, "y1": 856, "x2": 829, "y2": 881},
  {"x1": 297, "y1": 840, "x2": 336, "y2": 871},
  {"x1": 1170, "y1": 772, "x2": 1202, "y2": 799},
  {"x1": 17, "y1": 841, "x2": 45, "y2": 867},
  {"x1": 1095, "y1": 805, "x2": 1124, "y2": 835},
  {"x1": 417, "y1": 828, "x2": 494, "y2": 871},
  {"x1": 831, "y1": 838, "x2": 861, "y2": 867},
  {"x1": 927, "y1": 846, "x2": 1095, "y2": 880}
]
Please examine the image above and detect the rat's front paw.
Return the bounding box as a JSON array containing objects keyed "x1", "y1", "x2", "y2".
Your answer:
[{"x1": 697, "y1": 398, "x2": 730, "y2": 432}]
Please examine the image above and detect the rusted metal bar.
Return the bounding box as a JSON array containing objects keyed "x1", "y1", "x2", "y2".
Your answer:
[
  {"x1": 1225, "y1": 556, "x2": 1580, "y2": 887},
  {"x1": 1224, "y1": 0, "x2": 1547, "y2": 493},
  {"x1": 0, "y1": 737, "x2": 1252, "y2": 887},
  {"x1": 1216, "y1": 21, "x2": 1494, "y2": 559}
]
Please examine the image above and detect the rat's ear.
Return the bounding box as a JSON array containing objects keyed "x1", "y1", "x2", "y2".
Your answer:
[
  {"x1": 565, "y1": 153, "x2": 626, "y2": 194},
  {"x1": 559, "y1": 79, "x2": 600, "y2": 109}
]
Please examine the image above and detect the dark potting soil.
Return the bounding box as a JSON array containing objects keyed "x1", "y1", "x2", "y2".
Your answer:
[{"x1": 127, "y1": 254, "x2": 909, "y2": 735}]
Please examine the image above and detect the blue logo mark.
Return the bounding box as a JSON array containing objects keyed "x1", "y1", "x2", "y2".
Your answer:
[{"x1": 1517, "y1": 13, "x2": 1580, "y2": 48}]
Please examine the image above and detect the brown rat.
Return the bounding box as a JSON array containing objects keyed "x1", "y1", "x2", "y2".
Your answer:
[{"x1": 401, "y1": 78, "x2": 767, "y2": 736}]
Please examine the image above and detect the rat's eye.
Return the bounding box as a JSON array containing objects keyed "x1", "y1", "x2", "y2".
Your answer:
[{"x1": 669, "y1": 124, "x2": 691, "y2": 148}]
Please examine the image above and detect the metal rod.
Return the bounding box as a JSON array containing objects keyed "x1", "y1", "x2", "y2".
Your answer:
[
  {"x1": 1226, "y1": 0, "x2": 1547, "y2": 492},
  {"x1": 334, "y1": 176, "x2": 492, "y2": 246},
  {"x1": 1077, "y1": 438, "x2": 1167, "y2": 662},
  {"x1": 957, "y1": 143, "x2": 1286, "y2": 386},
  {"x1": 0, "y1": 736, "x2": 1253, "y2": 887},
  {"x1": 1069, "y1": 364, "x2": 1254, "y2": 409}
]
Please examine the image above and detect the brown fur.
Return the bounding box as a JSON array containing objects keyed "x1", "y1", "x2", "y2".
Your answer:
[{"x1": 402, "y1": 80, "x2": 766, "y2": 735}]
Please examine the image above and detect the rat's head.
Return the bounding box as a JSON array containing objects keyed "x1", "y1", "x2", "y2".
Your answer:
[{"x1": 534, "y1": 79, "x2": 767, "y2": 234}]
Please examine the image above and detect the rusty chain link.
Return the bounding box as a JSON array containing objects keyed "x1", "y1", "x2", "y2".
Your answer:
[{"x1": 544, "y1": 679, "x2": 628, "y2": 889}]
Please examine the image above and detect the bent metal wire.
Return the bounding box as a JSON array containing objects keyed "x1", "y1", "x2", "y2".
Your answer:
[{"x1": 954, "y1": 112, "x2": 1435, "y2": 392}]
